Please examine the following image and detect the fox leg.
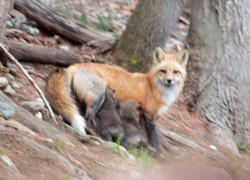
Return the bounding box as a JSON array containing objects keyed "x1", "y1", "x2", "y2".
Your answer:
[
  {"x1": 144, "y1": 117, "x2": 161, "y2": 155},
  {"x1": 72, "y1": 70, "x2": 106, "y2": 132},
  {"x1": 71, "y1": 114, "x2": 87, "y2": 136},
  {"x1": 85, "y1": 91, "x2": 105, "y2": 131}
]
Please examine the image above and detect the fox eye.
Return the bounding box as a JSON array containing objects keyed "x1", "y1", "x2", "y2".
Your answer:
[
  {"x1": 173, "y1": 70, "x2": 179, "y2": 74},
  {"x1": 160, "y1": 69, "x2": 166, "y2": 74}
]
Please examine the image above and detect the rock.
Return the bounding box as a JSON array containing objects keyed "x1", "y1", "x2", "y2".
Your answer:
[
  {"x1": 35, "y1": 112, "x2": 43, "y2": 120},
  {"x1": 3, "y1": 85, "x2": 16, "y2": 96},
  {"x1": 72, "y1": 10, "x2": 81, "y2": 19},
  {"x1": 209, "y1": 144, "x2": 217, "y2": 151},
  {"x1": 0, "y1": 102, "x2": 15, "y2": 120},
  {"x1": 59, "y1": 45, "x2": 70, "y2": 52},
  {"x1": 1, "y1": 119, "x2": 37, "y2": 137},
  {"x1": 0, "y1": 124, "x2": 6, "y2": 131},
  {"x1": 44, "y1": 138, "x2": 53, "y2": 143},
  {"x1": 128, "y1": 154, "x2": 135, "y2": 161},
  {"x1": 0, "y1": 77, "x2": 8, "y2": 90},
  {"x1": 0, "y1": 154, "x2": 16, "y2": 168},
  {"x1": 5, "y1": 73, "x2": 15, "y2": 80},
  {"x1": 130, "y1": 171, "x2": 141, "y2": 179},
  {"x1": 11, "y1": 82, "x2": 23, "y2": 89},
  {"x1": 54, "y1": 35, "x2": 60, "y2": 40},
  {"x1": 23, "y1": 65, "x2": 32, "y2": 70},
  {"x1": 195, "y1": 129, "x2": 206, "y2": 139},
  {"x1": 39, "y1": 0, "x2": 51, "y2": 5},
  {"x1": 20, "y1": 98, "x2": 45, "y2": 113},
  {"x1": 10, "y1": 9, "x2": 27, "y2": 23}
]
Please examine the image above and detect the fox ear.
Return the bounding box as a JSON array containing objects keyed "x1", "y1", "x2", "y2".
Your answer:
[
  {"x1": 153, "y1": 47, "x2": 165, "y2": 64},
  {"x1": 176, "y1": 49, "x2": 189, "y2": 66}
]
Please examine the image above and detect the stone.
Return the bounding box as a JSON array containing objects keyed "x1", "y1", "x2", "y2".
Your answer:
[
  {"x1": 23, "y1": 65, "x2": 32, "y2": 70},
  {"x1": 20, "y1": 98, "x2": 45, "y2": 113},
  {"x1": 5, "y1": 73, "x2": 15, "y2": 80},
  {"x1": 35, "y1": 112, "x2": 43, "y2": 120},
  {"x1": 0, "y1": 102, "x2": 15, "y2": 120},
  {"x1": 3, "y1": 85, "x2": 16, "y2": 96},
  {"x1": 0, "y1": 154, "x2": 16, "y2": 168},
  {"x1": 11, "y1": 82, "x2": 23, "y2": 89},
  {"x1": 128, "y1": 154, "x2": 135, "y2": 161},
  {"x1": 53, "y1": 35, "x2": 60, "y2": 40},
  {"x1": 195, "y1": 129, "x2": 206, "y2": 139},
  {"x1": 209, "y1": 144, "x2": 217, "y2": 151},
  {"x1": 59, "y1": 45, "x2": 70, "y2": 52},
  {"x1": 2, "y1": 119, "x2": 37, "y2": 137},
  {"x1": 45, "y1": 138, "x2": 53, "y2": 143},
  {"x1": 0, "y1": 124, "x2": 6, "y2": 131},
  {"x1": 0, "y1": 77, "x2": 8, "y2": 90},
  {"x1": 130, "y1": 171, "x2": 141, "y2": 179}
]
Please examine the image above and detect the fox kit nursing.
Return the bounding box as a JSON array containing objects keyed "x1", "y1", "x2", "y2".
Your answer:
[
  {"x1": 46, "y1": 47, "x2": 188, "y2": 136},
  {"x1": 118, "y1": 99, "x2": 149, "y2": 148}
]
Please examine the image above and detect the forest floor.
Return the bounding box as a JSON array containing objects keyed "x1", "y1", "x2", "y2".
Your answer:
[{"x1": 0, "y1": 0, "x2": 250, "y2": 179}]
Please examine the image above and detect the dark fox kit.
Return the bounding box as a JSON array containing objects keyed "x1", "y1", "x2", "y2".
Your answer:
[{"x1": 87, "y1": 88, "x2": 150, "y2": 148}]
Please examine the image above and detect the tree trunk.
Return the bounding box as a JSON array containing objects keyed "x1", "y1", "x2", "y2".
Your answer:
[
  {"x1": 185, "y1": 0, "x2": 250, "y2": 153},
  {"x1": 0, "y1": 0, "x2": 14, "y2": 67},
  {"x1": 115, "y1": 0, "x2": 184, "y2": 72}
]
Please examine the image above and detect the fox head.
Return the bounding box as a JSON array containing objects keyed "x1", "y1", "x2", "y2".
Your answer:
[{"x1": 150, "y1": 47, "x2": 189, "y2": 89}]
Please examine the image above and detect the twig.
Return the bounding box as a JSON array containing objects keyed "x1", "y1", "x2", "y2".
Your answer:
[{"x1": 0, "y1": 42, "x2": 57, "y2": 124}]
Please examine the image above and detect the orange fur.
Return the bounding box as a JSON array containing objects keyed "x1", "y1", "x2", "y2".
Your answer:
[{"x1": 46, "y1": 69, "x2": 78, "y2": 122}]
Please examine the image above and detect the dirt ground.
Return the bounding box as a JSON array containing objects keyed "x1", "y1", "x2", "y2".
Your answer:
[{"x1": 0, "y1": 63, "x2": 249, "y2": 180}]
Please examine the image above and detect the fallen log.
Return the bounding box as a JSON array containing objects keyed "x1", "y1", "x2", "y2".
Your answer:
[
  {"x1": 6, "y1": 39, "x2": 83, "y2": 66},
  {"x1": 14, "y1": 0, "x2": 116, "y2": 47}
]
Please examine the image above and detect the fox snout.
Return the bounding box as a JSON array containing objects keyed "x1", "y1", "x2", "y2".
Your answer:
[
  {"x1": 165, "y1": 79, "x2": 173, "y2": 85},
  {"x1": 163, "y1": 78, "x2": 179, "y2": 86}
]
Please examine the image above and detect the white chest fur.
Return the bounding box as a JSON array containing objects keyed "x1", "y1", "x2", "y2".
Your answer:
[{"x1": 157, "y1": 84, "x2": 178, "y2": 116}]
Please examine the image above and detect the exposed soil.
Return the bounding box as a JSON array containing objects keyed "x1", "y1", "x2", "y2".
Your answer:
[{"x1": 0, "y1": 62, "x2": 249, "y2": 180}]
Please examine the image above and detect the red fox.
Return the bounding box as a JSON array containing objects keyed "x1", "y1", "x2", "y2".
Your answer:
[{"x1": 46, "y1": 47, "x2": 188, "y2": 136}]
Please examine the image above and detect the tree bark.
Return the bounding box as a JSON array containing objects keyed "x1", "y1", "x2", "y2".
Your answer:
[
  {"x1": 6, "y1": 39, "x2": 83, "y2": 66},
  {"x1": 14, "y1": 0, "x2": 116, "y2": 47},
  {"x1": 184, "y1": 0, "x2": 250, "y2": 151},
  {"x1": 0, "y1": 0, "x2": 14, "y2": 67},
  {"x1": 115, "y1": 0, "x2": 184, "y2": 72}
]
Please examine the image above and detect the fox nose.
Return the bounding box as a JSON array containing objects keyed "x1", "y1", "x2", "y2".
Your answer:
[{"x1": 166, "y1": 79, "x2": 172, "y2": 84}]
